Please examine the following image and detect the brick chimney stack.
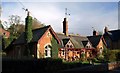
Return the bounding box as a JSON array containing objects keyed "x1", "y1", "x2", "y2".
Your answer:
[
  {"x1": 104, "y1": 26, "x2": 109, "y2": 33},
  {"x1": 63, "y1": 18, "x2": 68, "y2": 36},
  {"x1": 93, "y1": 30, "x2": 98, "y2": 36}
]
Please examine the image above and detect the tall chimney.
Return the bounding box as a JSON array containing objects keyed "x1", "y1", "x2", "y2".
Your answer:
[
  {"x1": 104, "y1": 26, "x2": 109, "y2": 33},
  {"x1": 63, "y1": 18, "x2": 68, "y2": 36},
  {"x1": 93, "y1": 30, "x2": 98, "y2": 36}
]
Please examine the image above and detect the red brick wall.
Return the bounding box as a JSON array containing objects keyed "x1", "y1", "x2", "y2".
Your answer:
[
  {"x1": 0, "y1": 28, "x2": 10, "y2": 38},
  {"x1": 96, "y1": 39, "x2": 104, "y2": 51},
  {"x1": 37, "y1": 30, "x2": 53, "y2": 58}
]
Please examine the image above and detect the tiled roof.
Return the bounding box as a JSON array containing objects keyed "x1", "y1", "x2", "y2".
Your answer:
[
  {"x1": 70, "y1": 37, "x2": 83, "y2": 48},
  {"x1": 87, "y1": 35, "x2": 102, "y2": 48},
  {"x1": 107, "y1": 30, "x2": 120, "y2": 41},
  {"x1": 13, "y1": 25, "x2": 50, "y2": 44},
  {"x1": 70, "y1": 35, "x2": 88, "y2": 48},
  {"x1": 56, "y1": 33, "x2": 69, "y2": 47},
  {"x1": 56, "y1": 33, "x2": 87, "y2": 48}
]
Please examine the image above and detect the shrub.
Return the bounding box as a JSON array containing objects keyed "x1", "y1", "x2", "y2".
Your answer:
[
  {"x1": 108, "y1": 50, "x2": 120, "y2": 62},
  {"x1": 92, "y1": 58, "x2": 99, "y2": 62},
  {"x1": 116, "y1": 52, "x2": 120, "y2": 61}
]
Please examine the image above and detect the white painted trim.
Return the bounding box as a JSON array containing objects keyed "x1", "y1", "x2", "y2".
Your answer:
[{"x1": 44, "y1": 43, "x2": 52, "y2": 58}]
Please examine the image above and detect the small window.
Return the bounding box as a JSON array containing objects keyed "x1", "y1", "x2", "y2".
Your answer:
[
  {"x1": 70, "y1": 45, "x2": 72, "y2": 48},
  {"x1": 86, "y1": 46, "x2": 90, "y2": 48},
  {"x1": 62, "y1": 50, "x2": 64, "y2": 55},
  {"x1": 3, "y1": 32, "x2": 5, "y2": 35},
  {"x1": 47, "y1": 32, "x2": 50, "y2": 37},
  {"x1": 67, "y1": 45, "x2": 69, "y2": 48},
  {"x1": 99, "y1": 47, "x2": 103, "y2": 54},
  {"x1": 45, "y1": 50, "x2": 48, "y2": 56},
  {"x1": 45, "y1": 46, "x2": 47, "y2": 49},
  {"x1": 88, "y1": 46, "x2": 90, "y2": 48},
  {"x1": 77, "y1": 52, "x2": 79, "y2": 54}
]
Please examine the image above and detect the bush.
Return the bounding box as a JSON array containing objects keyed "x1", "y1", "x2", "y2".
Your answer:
[
  {"x1": 116, "y1": 52, "x2": 120, "y2": 61},
  {"x1": 108, "y1": 50, "x2": 120, "y2": 62},
  {"x1": 92, "y1": 58, "x2": 99, "y2": 62}
]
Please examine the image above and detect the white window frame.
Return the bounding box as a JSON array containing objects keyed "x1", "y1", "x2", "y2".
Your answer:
[{"x1": 44, "y1": 45, "x2": 51, "y2": 58}]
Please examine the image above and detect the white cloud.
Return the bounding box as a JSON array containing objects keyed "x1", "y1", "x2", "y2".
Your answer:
[
  {"x1": 22, "y1": 2, "x2": 64, "y2": 32},
  {"x1": 1, "y1": 2, "x2": 118, "y2": 36},
  {"x1": 67, "y1": 3, "x2": 118, "y2": 35}
]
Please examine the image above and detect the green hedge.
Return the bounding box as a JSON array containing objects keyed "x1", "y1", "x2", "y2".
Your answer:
[
  {"x1": 108, "y1": 50, "x2": 120, "y2": 62},
  {"x1": 2, "y1": 58, "x2": 90, "y2": 73},
  {"x1": 92, "y1": 49, "x2": 120, "y2": 63}
]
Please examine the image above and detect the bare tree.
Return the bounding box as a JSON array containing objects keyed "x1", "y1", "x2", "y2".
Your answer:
[
  {"x1": 9, "y1": 15, "x2": 21, "y2": 25},
  {"x1": 32, "y1": 18, "x2": 45, "y2": 29},
  {"x1": 7, "y1": 15, "x2": 25, "y2": 39}
]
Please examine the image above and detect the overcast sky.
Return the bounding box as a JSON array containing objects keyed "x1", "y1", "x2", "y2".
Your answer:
[{"x1": 1, "y1": 0, "x2": 119, "y2": 36}]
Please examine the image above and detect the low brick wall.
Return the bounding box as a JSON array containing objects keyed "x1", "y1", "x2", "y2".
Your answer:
[
  {"x1": 79, "y1": 61, "x2": 120, "y2": 71},
  {"x1": 60, "y1": 62, "x2": 120, "y2": 72},
  {"x1": 108, "y1": 61, "x2": 120, "y2": 70},
  {"x1": 97, "y1": 61, "x2": 120, "y2": 71}
]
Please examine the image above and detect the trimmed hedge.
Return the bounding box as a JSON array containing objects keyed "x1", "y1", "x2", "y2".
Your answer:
[{"x1": 2, "y1": 58, "x2": 90, "y2": 73}]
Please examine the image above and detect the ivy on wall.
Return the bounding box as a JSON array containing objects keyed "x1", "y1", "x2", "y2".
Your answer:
[
  {"x1": 25, "y1": 15, "x2": 33, "y2": 56},
  {"x1": 25, "y1": 15, "x2": 33, "y2": 43},
  {"x1": 2, "y1": 37, "x2": 11, "y2": 50},
  {"x1": 51, "y1": 36, "x2": 60, "y2": 58}
]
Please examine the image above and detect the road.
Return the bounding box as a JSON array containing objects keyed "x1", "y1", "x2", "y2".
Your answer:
[
  {"x1": 108, "y1": 67, "x2": 120, "y2": 73},
  {"x1": 58, "y1": 64, "x2": 120, "y2": 73}
]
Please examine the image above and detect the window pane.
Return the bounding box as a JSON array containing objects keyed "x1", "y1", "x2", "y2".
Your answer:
[
  {"x1": 70, "y1": 45, "x2": 72, "y2": 48},
  {"x1": 45, "y1": 50, "x2": 47, "y2": 56},
  {"x1": 67, "y1": 45, "x2": 69, "y2": 48},
  {"x1": 62, "y1": 50, "x2": 64, "y2": 55}
]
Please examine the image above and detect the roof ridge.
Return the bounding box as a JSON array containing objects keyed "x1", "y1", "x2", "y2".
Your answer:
[
  {"x1": 87, "y1": 35, "x2": 102, "y2": 37},
  {"x1": 32, "y1": 25, "x2": 50, "y2": 31},
  {"x1": 108, "y1": 29, "x2": 120, "y2": 32},
  {"x1": 56, "y1": 32, "x2": 64, "y2": 35}
]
